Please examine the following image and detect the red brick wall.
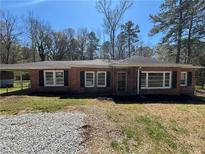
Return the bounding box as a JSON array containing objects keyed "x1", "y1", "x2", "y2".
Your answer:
[
  {"x1": 69, "y1": 67, "x2": 113, "y2": 95},
  {"x1": 30, "y1": 68, "x2": 113, "y2": 95},
  {"x1": 139, "y1": 67, "x2": 195, "y2": 95},
  {"x1": 30, "y1": 67, "x2": 195, "y2": 95},
  {"x1": 112, "y1": 67, "x2": 138, "y2": 95},
  {"x1": 179, "y1": 68, "x2": 195, "y2": 95},
  {"x1": 30, "y1": 69, "x2": 70, "y2": 93}
]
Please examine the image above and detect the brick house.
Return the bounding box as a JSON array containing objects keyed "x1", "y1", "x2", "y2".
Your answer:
[{"x1": 1, "y1": 56, "x2": 202, "y2": 95}]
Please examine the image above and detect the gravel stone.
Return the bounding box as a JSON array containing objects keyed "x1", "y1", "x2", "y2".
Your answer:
[{"x1": 0, "y1": 112, "x2": 86, "y2": 154}]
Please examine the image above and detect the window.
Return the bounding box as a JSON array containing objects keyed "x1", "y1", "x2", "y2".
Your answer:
[
  {"x1": 44, "y1": 70, "x2": 64, "y2": 86},
  {"x1": 85, "y1": 72, "x2": 95, "y2": 87},
  {"x1": 117, "y1": 72, "x2": 127, "y2": 92},
  {"x1": 141, "y1": 71, "x2": 171, "y2": 89},
  {"x1": 141, "y1": 73, "x2": 146, "y2": 88},
  {"x1": 55, "y1": 72, "x2": 64, "y2": 85},
  {"x1": 180, "y1": 72, "x2": 187, "y2": 86},
  {"x1": 97, "y1": 72, "x2": 106, "y2": 87}
]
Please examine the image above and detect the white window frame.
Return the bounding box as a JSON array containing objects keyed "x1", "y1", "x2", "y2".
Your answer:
[
  {"x1": 44, "y1": 70, "x2": 64, "y2": 87},
  {"x1": 85, "y1": 71, "x2": 95, "y2": 88},
  {"x1": 141, "y1": 71, "x2": 172, "y2": 89},
  {"x1": 180, "y1": 72, "x2": 187, "y2": 86},
  {"x1": 97, "y1": 71, "x2": 107, "y2": 87}
]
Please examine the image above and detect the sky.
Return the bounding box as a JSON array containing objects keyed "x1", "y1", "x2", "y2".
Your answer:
[{"x1": 0, "y1": 0, "x2": 163, "y2": 46}]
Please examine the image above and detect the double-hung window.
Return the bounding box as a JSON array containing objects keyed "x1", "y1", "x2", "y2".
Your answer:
[
  {"x1": 141, "y1": 71, "x2": 172, "y2": 89},
  {"x1": 180, "y1": 72, "x2": 187, "y2": 86},
  {"x1": 85, "y1": 72, "x2": 95, "y2": 87},
  {"x1": 97, "y1": 72, "x2": 106, "y2": 87},
  {"x1": 44, "y1": 70, "x2": 64, "y2": 86}
]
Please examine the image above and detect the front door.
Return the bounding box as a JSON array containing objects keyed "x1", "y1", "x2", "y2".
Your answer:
[{"x1": 117, "y1": 72, "x2": 127, "y2": 93}]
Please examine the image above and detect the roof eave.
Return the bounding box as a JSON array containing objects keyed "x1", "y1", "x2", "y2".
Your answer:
[{"x1": 112, "y1": 64, "x2": 203, "y2": 68}]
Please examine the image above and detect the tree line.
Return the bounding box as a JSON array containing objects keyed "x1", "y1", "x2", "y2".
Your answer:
[{"x1": 0, "y1": 0, "x2": 204, "y2": 67}]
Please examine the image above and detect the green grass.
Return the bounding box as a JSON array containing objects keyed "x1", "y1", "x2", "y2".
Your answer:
[
  {"x1": 0, "y1": 95, "x2": 204, "y2": 153},
  {"x1": 105, "y1": 99, "x2": 205, "y2": 153},
  {"x1": 170, "y1": 120, "x2": 188, "y2": 135},
  {"x1": 137, "y1": 115, "x2": 177, "y2": 149},
  {"x1": 195, "y1": 85, "x2": 205, "y2": 90},
  {"x1": 0, "y1": 96, "x2": 91, "y2": 114},
  {"x1": 0, "y1": 80, "x2": 30, "y2": 94},
  {"x1": 111, "y1": 140, "x2": 120, "y2": 150}
]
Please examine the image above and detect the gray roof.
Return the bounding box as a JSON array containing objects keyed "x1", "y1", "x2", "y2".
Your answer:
[
  {"x1": 115, "y1": 56, "x2": 171, "y2": 65},
  {"x1": 0, "y1": 59, "x2": 113, "y2": 70},
  {"x1": 0, "y1": 56, "x2": 201, "y2": 70}
]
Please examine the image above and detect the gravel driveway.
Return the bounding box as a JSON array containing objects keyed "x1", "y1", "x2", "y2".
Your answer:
[{"x1": 0, "y1": 112, "x2": 86, "y2": 154}]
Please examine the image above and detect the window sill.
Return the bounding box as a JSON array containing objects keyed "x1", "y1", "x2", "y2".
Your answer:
[
  {"x1": 44, "y1": 85, "x2": 65, "y2": 87},
  {"x1": 180, "y1": 85, "x2": 187, "y2": 86},
  {"x1": 97, "y1": 86, "x2": 106, "y2": 88},
  {"x1": 141, "y1": 87, "x2": 171, "y2": 90},
  {"x1": 85, "y1": 86, "x2": 95, "y2": 88}
]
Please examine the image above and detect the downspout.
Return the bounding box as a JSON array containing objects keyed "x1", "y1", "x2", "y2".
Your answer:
[{"x1": 137, "y1": 66, "x2": 142, "y2": 95}]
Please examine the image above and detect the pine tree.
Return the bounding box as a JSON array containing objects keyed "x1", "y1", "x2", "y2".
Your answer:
[
  {"x1": 149, "y1": 0, "x2": 185, "y2": 63},
  {"x1": 86, "y1": 32, "x2": 99, "y2": 60},
  {"x1": 121, "y1": 21, "x2": 140, "y2": 57}
]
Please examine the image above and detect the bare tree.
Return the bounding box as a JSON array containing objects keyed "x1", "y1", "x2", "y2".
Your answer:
[
  {"x1": 27, "y1": 14, "x2": 52, "y2": 61},
  {"x1": 27, "y1": 12, "x2": 38, "y2": 62},
  {"x1": 100, "y1": 41, "x2": 110, "y2": 59},
  {"x1": 49, "y1": 32, "x2": 67, "y2": 60},
  {"x1": 0, "y1": 11, "x2": 20, "y2": 64},
  {"x1": 96, "y1": 0, "x2": 133, "y2": 59},
  {"x1": 77, "y1": 28, "x2": 88, "y2": 60}
]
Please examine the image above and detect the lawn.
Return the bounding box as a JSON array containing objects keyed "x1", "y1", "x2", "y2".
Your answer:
[
  {"x1": 0, "y1": 95, "x2": 92, "y2": 114},
  {"x1": 0, "y1": 94, "x2": 204, "y2": 153},
  {"x1": 106, "y1": 102, "x2": 205, "y2": 153},
  {"x1": 195, "y1": 85, "x2": 205, "y2": 90}
]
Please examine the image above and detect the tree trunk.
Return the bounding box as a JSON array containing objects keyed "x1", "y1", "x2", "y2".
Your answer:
[
  {"x1": 176, "y1": 0, "x2": 183, "y2": 64},
  {"x1": 187, "y1": 12, "x2": 193, "y2": 64},
  {"x1": 128, "y1": 36, "x2": 131, "y2": 57},
  {"x1": 111, "y1": 30, "x2": 115, "y2": 59},
  {"x1": 6, "y1": 46, "x2": 10, "y2": 64}
]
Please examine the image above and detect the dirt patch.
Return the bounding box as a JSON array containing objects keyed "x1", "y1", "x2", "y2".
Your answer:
[
  {"x1": 0, "y1": 95, "x2": 27, "y2": 103},
  {"x1": 63, "y1": 101, "x2": 122, "y2": 154}
]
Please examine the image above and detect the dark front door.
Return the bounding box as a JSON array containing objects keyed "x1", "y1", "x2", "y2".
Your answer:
[{"x1": 117, "y1": 72, "x2": 127, "y2": 93}]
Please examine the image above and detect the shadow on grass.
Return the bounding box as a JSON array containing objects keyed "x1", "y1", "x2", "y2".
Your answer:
[
  {"x1": 0, "y1": 89, "x2": 30, "y2": 96},
  {"x1": 112, "y1": 94, "x2": 205, "y2": 105},
  {"x1": 1, "y1": 89, "x2": 205, "y2": 105}
]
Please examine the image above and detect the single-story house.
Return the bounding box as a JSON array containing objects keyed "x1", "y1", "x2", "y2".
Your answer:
[
  {"x1": 0, "y1": 56, "x2": 202, "y2": 95},
  {"x1": 0, "y1": 71, "x2": 14, "y2": 88}
]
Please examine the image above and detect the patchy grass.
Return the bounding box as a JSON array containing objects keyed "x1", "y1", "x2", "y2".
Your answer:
[
  {"x1": 0, "y1": 96, "x2": 91, "y2": 114},
  {"x1": 104, "y1": 96, "x2": 205, "y2": 153},
  {"x1": 195, "y1": 85, "x2": 205, "y2": 90},
  {"x1": 0, "y1": 94, "x2": 204, "y2": 153},
  {"x1": 111, "y1": 140, "x2": 120, "y2": 150}
]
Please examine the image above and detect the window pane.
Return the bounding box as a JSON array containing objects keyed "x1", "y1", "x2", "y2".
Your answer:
[
  {"x1": 98, "y1": 72, "x2": 106, "y2": 86},
  {"x1": 86, "y1": 73, "x2": 94, "y2": 87},
  {"x1": 141, "y1": 73, "x2": 146, "y2": 88},
  {"x1": 55, "y1": 72, "x2": 64, "y2": 85},
  {"x1": 180, "y1": 73, "x2": 186, "y2": 85},
  {"x1": 45, "y1": 72, "x2": 54, "y2": 85},
  {"x1": 165, "y1": 73, "x2": 170, "y2": 87},
  {"x1": 148, "y1": 73, "x2": 163, "y2": 87}
]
